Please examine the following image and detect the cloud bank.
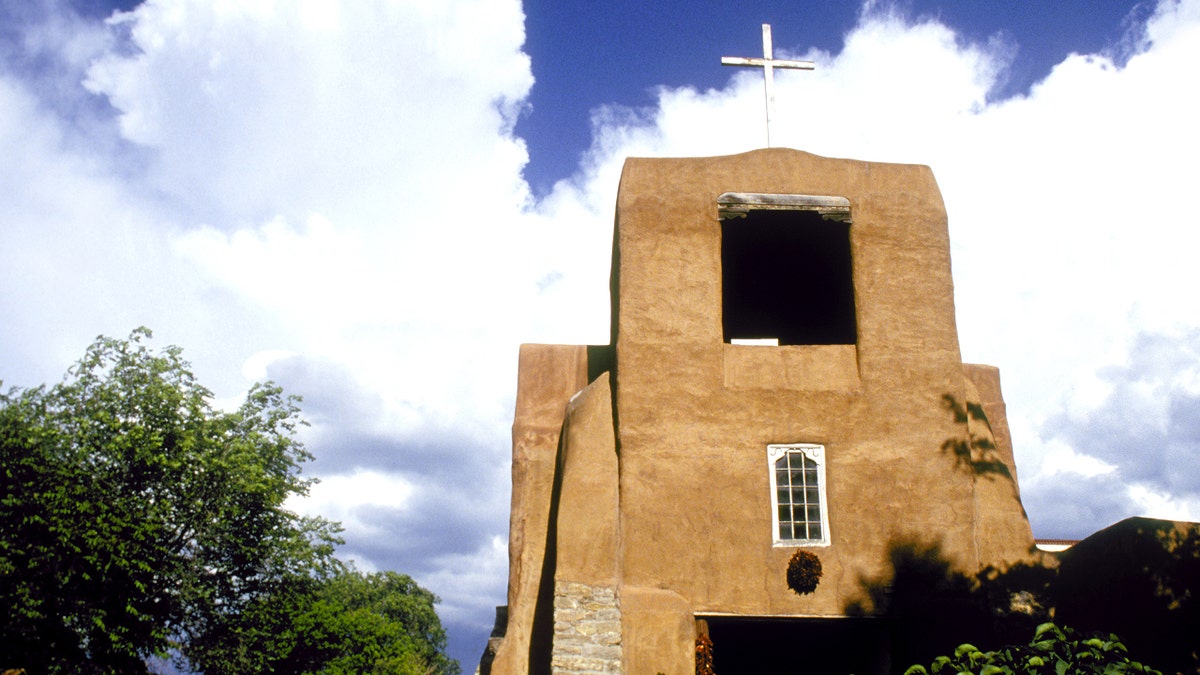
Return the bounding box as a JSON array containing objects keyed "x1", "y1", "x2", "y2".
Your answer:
[{"x1": 3, "y1": 0, "x2": 1200, "y2": 664}]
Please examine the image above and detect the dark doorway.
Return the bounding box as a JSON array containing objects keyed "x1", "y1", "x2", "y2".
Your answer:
[
  {"x1": 721, "y1": 209, "x2": 856, "y2": 345},
  {"x1": 702, "y1": 615, "x2": 889, "y2": 675}
]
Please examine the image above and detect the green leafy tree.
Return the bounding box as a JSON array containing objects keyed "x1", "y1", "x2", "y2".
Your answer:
[
  {"x1": 903, "y1": 622, "x2": 1163, "y2": 675},
  {"x1": 275, "y1": 568, "x2": 461, "y2": 675},
  {"x1": 0, "y1": 328, "x2": 343, "y2": 673}
]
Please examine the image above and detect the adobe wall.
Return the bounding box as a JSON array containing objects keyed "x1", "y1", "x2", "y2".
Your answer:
[
  {"x1": 550, "y1": 373, "x2": 622, "y2": 674},
  {"x1": 963, "y1": 364, "x2": 1035, "y2": 565},
  {"x1": 1054, "y1": 516, "x2": 1200, "y2": 673},
  {"x1": 488, "y1": 345, "x2": 590, "y2": 675},
  {"x1": 610, "y1": 149, "x2": 1034, "y2": 623}
]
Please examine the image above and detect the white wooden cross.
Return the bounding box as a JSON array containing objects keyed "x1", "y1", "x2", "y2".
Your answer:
[{"x1": 721, "y1": 24, "x2": 815, "y2": 147}]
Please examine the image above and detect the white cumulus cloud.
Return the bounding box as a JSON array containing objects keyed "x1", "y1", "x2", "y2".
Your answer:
[{"x1": 4, "y1": 0, "x2": 1200, "y2": 666}]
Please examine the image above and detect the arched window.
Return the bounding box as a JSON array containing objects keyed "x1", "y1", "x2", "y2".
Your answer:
[{"x1": 768, "y1": 443, "x2": 830, "y2": 546}]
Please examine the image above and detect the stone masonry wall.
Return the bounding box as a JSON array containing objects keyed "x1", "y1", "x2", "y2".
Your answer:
[{"x1": 551, "y1": 581, "x2": 622, "y2": 674}]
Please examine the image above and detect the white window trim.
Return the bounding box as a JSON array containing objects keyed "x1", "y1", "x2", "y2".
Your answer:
[{"x1": 768, "y1": 443, "x2": 831, "y2": 547}]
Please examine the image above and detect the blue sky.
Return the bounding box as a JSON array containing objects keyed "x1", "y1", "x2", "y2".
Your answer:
[
  {"x1": 517, "y1": 0, "x2": 1148, "y2": 193},
  {"x1": 2, "y1": 0, "x2": 1199, "y2": 669}
]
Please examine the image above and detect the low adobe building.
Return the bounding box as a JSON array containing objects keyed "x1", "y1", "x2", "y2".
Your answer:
[
  {"x1": 483, "y1": 148, "x2": 1037, "y2": 674},
  {"x1": 1053, "y1": 516, "x2": 1200, "y2": 674}
]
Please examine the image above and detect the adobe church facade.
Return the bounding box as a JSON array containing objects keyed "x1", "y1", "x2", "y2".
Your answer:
[{"x1": 484, "y1": 148, "x2": 1036, "y2": 674}]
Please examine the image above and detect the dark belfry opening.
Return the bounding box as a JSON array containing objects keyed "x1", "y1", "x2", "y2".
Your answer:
[{"x1": 721, "y1": 209, "x2": 856, "y2": 345}]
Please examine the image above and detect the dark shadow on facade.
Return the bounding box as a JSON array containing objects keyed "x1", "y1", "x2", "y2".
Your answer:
[
  {"x1": 526, "y1": 431, "x2": 568, "y2": 675},
  {"x1": 844, "y1": 538, "x2": 1054, "y2": 674},
  {"x1": 844, "y1": 525, "x2": 1200, "y2": 675},
  {"x1": 941, "y1": 394, "x2": 1013, "y2": 479}
]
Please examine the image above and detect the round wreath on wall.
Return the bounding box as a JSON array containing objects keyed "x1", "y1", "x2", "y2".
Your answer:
[{"x1": 786, "y1": 550, "x2": 823, "y2": 595}]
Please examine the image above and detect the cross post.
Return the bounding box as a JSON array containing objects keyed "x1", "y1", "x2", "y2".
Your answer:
[{"x1": 721, "y1": 24, "x2": 815, "y2": 147}]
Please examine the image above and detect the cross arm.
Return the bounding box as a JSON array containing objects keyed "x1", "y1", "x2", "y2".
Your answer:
[{"x1": 721, "y1": 56, "x2": 815, "y2": 70}]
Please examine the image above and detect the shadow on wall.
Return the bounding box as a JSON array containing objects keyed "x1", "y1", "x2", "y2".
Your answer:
[
  {"x1": 525, "y1": 436, "x2": 563, "y2": 675},
  {"x1": 829, "y1": 398, "x2": 1200, "y2": 673},
  {"x1": 841, "y1": 525, "x2": 1200, "y2": 675},
  {"x1": 941, "y1": 394, "x2": 1013, "y2": 480},
  {"x1": 940, "y1": 394, "x2": 1200, "y2": 672},
  {"x1": 844, "y1": 538, "x2": 1056, "y2": 673}
]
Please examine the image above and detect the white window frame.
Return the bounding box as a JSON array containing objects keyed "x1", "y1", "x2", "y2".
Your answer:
[{"x1": 768, "y1": 443, "x2": 830, "y2": 546}]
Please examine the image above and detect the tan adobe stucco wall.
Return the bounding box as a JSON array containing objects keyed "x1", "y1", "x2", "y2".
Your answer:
[
  {"x1": 610, "y1": 150, "x2": 1034, "y2": 626},
  {"x1": 489, "y1": 345, "x2": 590, "y2": 675}
]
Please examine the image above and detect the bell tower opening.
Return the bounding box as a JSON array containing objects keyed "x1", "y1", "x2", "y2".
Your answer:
[{"x1": 719, "y1": 193, "x2": 856, "y2": 346}]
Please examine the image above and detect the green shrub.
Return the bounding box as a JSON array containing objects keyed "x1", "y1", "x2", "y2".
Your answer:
[{"x1": 902, "y1": 622, "x2": 1162, "y2": 675}]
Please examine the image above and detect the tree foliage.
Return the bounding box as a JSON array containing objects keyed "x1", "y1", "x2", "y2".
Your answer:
[
  {"x1": 0, "y1": 329, "x2": 457, "y2": 675},
  {"x1": 275, "y1": 568, "x2": 461, "y2": 675},
  {"x1": 903, "y1": 622, "x2": 1163, "y2": 675},
  {"x1": 186, "y1": 564, "x2": 461, "y2": 675}
]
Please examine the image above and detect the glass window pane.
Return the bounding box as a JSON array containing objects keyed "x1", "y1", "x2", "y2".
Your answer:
[{"x1": 772, "y1": 447, "x2": 826, "y2": 542}]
